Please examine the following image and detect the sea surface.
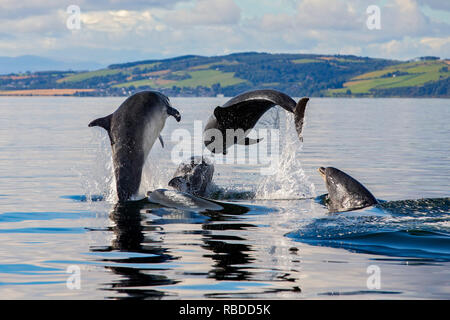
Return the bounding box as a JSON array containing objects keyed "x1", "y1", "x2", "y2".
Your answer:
[{"x1": 0, "y1": 96, "x2": 449, "y2": 299}]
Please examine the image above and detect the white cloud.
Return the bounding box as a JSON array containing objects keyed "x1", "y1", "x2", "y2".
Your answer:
[
  {"x1": 166, "y1": 0, "x2": 241, "y2": 26},
  {"x1": 365, "y1": 36, "x2": 450, "y2": 59},
  {"x1": 420, "y1": 36, "x2": 450, "y2": 51},
  {"x1": 294, "y1": 0, "x2": 363, "y2": 30},
  {"x1": 1, "y1": 0, "x2": 449, "y2": 63},
  {"x1": 80, "y1": 9, "x2": 164, "y2": 35},
  {"x1": 381, "y1": 0, "x2": 430, "y2": 37},
  {"x1": 0, "y1": 0, "x2": 183, "y2": 18}
]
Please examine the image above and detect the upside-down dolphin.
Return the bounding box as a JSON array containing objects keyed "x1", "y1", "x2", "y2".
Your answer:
[
  {"x1": 203, "y1": 89, "x2": 309, "y2": 154},
  {"x1": 168, "y1": 156, "x2": 214, "y2": 197},
  {"x1": 318, "y1": 167, "x2": 378, "y2": 212},
  {"x1": 88, "y1": 91, "x2": 181, "y2": 202}
]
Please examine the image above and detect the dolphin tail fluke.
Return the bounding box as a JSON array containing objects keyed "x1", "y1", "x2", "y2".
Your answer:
[
  {"x1": 88, "y1": 114, "x2": 112, "y2": 132},
  {"x1": 293, "y1": 97, "x2": 309, "y2": 142}
]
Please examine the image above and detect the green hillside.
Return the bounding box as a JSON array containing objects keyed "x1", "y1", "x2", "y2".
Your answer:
[
  {"x1": 42, "y1": 53, "x2": 401, "y2": 96},
  {"x1": 328, "y1": 60, "x2": 449, "y2": 97},
  {"x1": 111, "y1": 69, "x2": 247, "y2": 89},
  {"x1": 0, "y1": 52, "x2": 448, "y2": 97},
  {"x1": 57, "y1": 68, "x2": 127, "y2": 83}
]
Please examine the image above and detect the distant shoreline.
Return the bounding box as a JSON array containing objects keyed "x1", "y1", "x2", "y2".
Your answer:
[
  {"x1": 0, "y1": 91, "x2": 448, "y2": 99},
  {"x1": 1, "y1": 53, "x2": 448, "y2": 98},
  {"x1": 0, "y1": 89, "x2": 96, "y2": 96}
]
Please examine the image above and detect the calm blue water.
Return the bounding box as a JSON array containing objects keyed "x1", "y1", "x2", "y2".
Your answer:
[{"x1": 0, "y1": 97, "x2": 449, "y2": 299}]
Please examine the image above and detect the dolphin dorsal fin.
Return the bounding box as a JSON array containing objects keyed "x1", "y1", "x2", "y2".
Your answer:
[
  {"x1": 213, "y1": 106, "x2": 225, "y2": 122},
  {"x1": 88, "y1": 114, "x2": 113, "y2": 132}
]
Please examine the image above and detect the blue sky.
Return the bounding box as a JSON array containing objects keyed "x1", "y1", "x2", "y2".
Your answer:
[{"x1": 0, "y1": 0, "x2": 449, "y2": 65}]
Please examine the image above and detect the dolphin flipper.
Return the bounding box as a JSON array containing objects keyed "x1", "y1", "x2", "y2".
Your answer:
[
  {"x1": 159, "y1": 135, "x2": 164, "y2": 148},
  {"x1": 236, "y1": 137, "x2": 263, "y2": 145}
]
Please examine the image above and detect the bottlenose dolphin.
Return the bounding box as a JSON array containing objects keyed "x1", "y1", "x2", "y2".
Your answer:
[
  {"x1": 89, "y1": 91, "x2": 181, "y2": 202},
  {"x1": 318, "y1": 167, "x2": 378, "y2": 212},
  {"x1": 203, "y1": 89, "x2": 309, "y2": 154},
  {"x1": 168, "y1": 156, "x2": 214, "y2": 197}
]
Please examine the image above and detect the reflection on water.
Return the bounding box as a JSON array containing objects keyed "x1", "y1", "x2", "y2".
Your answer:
[
  {"x1": 92, "y1": 200, "x2": 303, "y2": 299},
  {"x1": 288, "y1": 197, "x2": 450, "y2": 262},
  {"x1": 98, "y1": 202, "x2": 179, "y2": 299},
  {"x1": 0, "y1": 97, "x2": 449, "y2": 299}
]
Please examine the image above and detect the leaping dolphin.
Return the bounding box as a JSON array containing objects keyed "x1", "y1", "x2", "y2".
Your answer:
[
  {"x1": 203, "y1": 89, "x2": 309, "y2": 154},
  {"x1": 89, "y1": 91, "x2": 181, "y2": 202}
]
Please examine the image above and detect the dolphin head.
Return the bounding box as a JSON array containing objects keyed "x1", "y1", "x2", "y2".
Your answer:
[
  {"x1": 318, "y1": 166, "x2": 327, "y2": 180},
  {"x1": 139, "y1": 91, "x2": 181, "y2": 122},
  {"x1": 318, "y1": 166, "x2": 378, "y2": 212},
  {"x1": 168, "y1": 176, "x2": 190, "y2": 193},
  {"x1": 151, "y1": 92, "x2": 180, "y2": 122}
]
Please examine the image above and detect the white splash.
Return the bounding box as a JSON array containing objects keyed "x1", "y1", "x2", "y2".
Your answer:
[
  {"x1": 85, "y1": 107, "x2": 315, "y2": 202},
  {"x1": 140, "y1": 151, "x2": 173, "y2": 194},
  {"x1": 83, "y1": 129, "x2": 117, "y2": 203},
  {"x1": 255, "y1": 111, "x2": 315, "y2": 200}
]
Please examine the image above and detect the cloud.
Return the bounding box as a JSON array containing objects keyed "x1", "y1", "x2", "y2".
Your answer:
[
  {"x1": 420, "y1": 36, "x2": 450, "y2": 51},
  {"x1": 417, "y1": 0, "x2": 450, "y2": 11},
  {"x1": 1, "y1": 0, "x2": 449, "y2": 63},
  {"x1": 0, "y1": 0, "x2": 182, "y2": 18},
  {"x1": 0, "y1": 10, "x2": 66, "y2": 35},
  {"x1": 249, "y1": 0, "x2": 450, "y2": 59},
  {"x1": 381, "y1": 0, "x2": 430, "y2": 37},
  {"x1": 0, "y1": 0, "x2": 62, "y2": 18},
  {"x1": 80, "y1": 10, "x2": 164, "y2": 34},
  {"x1": 166, "y1": 0, "x2": 241, "y2": 26},
  {"x1": 294, "y1": 0, "x2": 362, "y2": 30},
  {"x1": 258, "y1": 13, "x2": 293, "y2": 32},
  {"x1": 366, "y1": 36, "x2": 450, "y2": 59}
]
